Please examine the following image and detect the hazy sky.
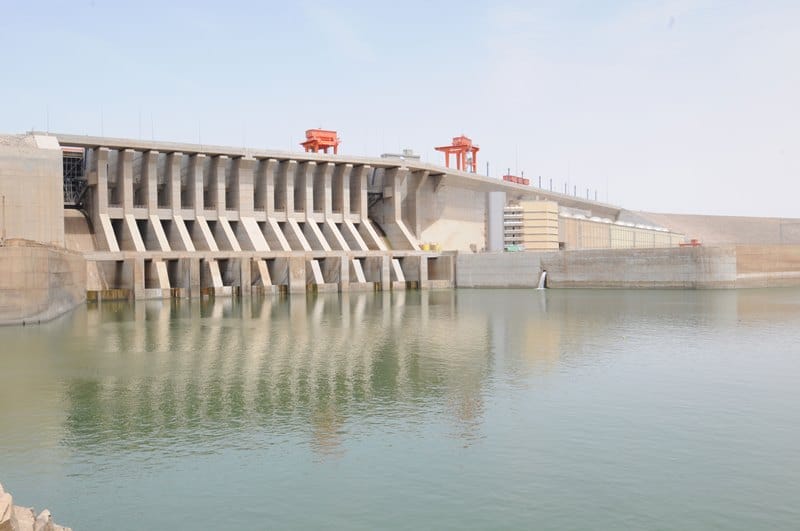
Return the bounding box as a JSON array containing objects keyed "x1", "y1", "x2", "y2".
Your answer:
[{"x1": 2, "y1": 1, "x2": 798, "y2": 217}]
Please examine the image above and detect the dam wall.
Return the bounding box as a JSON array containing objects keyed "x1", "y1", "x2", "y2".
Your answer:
[
  {"x1": 5, "y1": 129, "x2": 798, "y2": 316},
  {"x1": 456, "y1": 246, "x2": 800, "y2": 289},
  {"x1": 541, "y1": 247, "x2": 737, "y2": 288},
  {"x1": 417, "y1": 183, "x2": 486, "y2": 251},
  {"x1": 54, "y1": 134, "x2": 470, "y2": 298},
  {"x1": 454, "y1": 251, "x2": 556, "y2": 288},
  {"x1": 0, "y1": 241, "x2": 86, "y2": 325},
  {"x1": 0, "y1": 135, "x2": 64, "y2": 246},
  {"x1": 735, "y1": 245, "x2": 800, "y2": 287},
  {"x1": 0, "y1": 134, "x2": 86, "y2": 325}
]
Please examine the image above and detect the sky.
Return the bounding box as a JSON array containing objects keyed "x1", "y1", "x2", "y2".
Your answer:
[{"x1": 2, "y1": 0, "x2": 798, "y2": 217}]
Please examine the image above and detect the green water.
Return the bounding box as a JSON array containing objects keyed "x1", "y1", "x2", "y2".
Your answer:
[{"x1": 1, "y1": 289, "x2": 799, "y2": 530}]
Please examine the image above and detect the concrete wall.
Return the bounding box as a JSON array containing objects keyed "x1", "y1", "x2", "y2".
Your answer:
[
  {"x1": 0, "y1": 134, "x2": 64, "y2": 246},
  {"x1": 455, "y1": 251, "x2": 554, "y2": 288},
  {"x1": 735, "y1": 244, "x2": 800, "y2": 287},
  {"x1": 0, "y1": 242, "x2": 86, "y2": 325},
  {"x1": 419, "y1": 184, "x2": 485, "y2": 251},
  {"x1": 459, "y1": 246, "x2": 800, "y2": 289},
  {"x1": 486, "y1": 192, "x2": 505, "y2": 252},
  {"x1": 64, "y1": 209, "x2": 97, "y2": 252},
  {"x1": 541, "y1": 247, "x2": 737, "y2": 288}
]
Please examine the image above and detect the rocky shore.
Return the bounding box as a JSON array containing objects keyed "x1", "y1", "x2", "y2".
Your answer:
[{"x1": 0, "y1": 483, "x2": 71, "y2": 531}]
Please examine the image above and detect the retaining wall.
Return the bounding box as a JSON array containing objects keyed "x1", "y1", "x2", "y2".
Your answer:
[
  {"x1": 541, "y1": 247, "x2": 737, "y2": 288},
  {"x1": 455, "y1": 251, "x2": 555, "y2": 288},
  {"x1": 735, "y1": 245, "x2": 800, "y2": 287},
  {"x1": 0, "y1": 134, "x2": 64, "y2": 247},
  {"x1": 457, "y1": 246, "x2": 800, "y2": 289},
  {"x1": 0, "y1": 241, "x2": 86, "y2": 325}
]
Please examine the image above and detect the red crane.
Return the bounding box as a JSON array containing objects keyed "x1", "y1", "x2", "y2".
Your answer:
[
  {"x1": 301, "y1": 129, "x2": 340, "y2": 154},
  {"x1": 435, "y1": 135, "x2": 479, "y2": 173}
]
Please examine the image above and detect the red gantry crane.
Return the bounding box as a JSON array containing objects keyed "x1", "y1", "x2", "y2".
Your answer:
[
  {"x1": 301, "y1": 129, "x2": 341, "y2": 154},
  {"x1": 435, "y1": 135, "x2": 479, "y2": 173}
]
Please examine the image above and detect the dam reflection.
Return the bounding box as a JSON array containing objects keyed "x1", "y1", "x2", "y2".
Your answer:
[{"x1": 63, "y1": 291, "x2": 503, "y2": 456}]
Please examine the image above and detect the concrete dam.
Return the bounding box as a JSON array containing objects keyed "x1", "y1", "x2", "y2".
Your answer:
[
  {"x1": 50, "y1": 132, "x2": 673, "y2": 300},
  {"x1": 10, "y1": 131, "x2": 589, "y2": 303},
  {"x1": 58, "y1": 134, "x2": 467, "y2": 298},
  {"x1": 3, "y1": 131, "x2": 799, "y2": 325}
]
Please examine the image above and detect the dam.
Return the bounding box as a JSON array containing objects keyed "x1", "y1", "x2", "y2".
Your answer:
[
  {"x1": 58, "y1": 133, "x2": 464, "y2": 298},
  {"x1": 0, "y1": 131, "x2": 670, "y2": 299},
  {"x1": 2, "y1": 130, "x2": 799, "y2": 324}
]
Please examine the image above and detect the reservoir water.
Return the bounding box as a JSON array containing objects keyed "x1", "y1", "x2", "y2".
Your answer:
[{"x1": 1, "y1": 289, "x2": 799, "y2": 530}]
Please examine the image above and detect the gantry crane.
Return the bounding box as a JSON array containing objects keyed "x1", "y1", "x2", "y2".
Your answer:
[
  {"x1": 300, "y1": 129, "x2": 340, "y2": 154},
  {"x1": 435, "y1": 135, "x2": 479, "y2": 173}
]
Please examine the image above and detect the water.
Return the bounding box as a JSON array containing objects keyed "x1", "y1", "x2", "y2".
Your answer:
[{"x1": 1, "y1": 289, "x2": 800, "y2": 530}]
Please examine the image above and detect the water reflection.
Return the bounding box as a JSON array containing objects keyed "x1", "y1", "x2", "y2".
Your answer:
[
  {"x1": 57, "y1": 291, "x2": 496, "y2": 457},
  {"x1": 3, "y1": 288, "x2": 799, "y2": 462}
]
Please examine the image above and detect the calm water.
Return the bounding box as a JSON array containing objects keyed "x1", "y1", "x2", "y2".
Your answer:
[{"x1": 1, "y1": 289, "x2": 800, "y2": 530}]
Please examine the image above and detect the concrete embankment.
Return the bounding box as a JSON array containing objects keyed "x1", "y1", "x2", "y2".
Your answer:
[
  {"x1": 0, "y1": 482, "x2": 71, "y2": 531},
  {"x1": 456, "y1": 246, "x2": 800, "y2": 289},
  {"x1": 542, "y1": 247, "x2": 737, "y2": 288},
  {"x1": 0, "y1": 240, "x2": 86, "y2": 325},
  {"x1": 454, "y1": 251, "x2": 554, "y2": 288}
]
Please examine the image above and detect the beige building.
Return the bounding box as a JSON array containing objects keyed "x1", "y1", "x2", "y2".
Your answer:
[
  {"x1": 559, "y1": 214, "x2": 684, "y2": 250},
  {"x1": 503, "y1": 200, "x2": 559, "y2": 250},
  {"x1": 503, "y1": 200, "x2": 684, "y2": 251}
]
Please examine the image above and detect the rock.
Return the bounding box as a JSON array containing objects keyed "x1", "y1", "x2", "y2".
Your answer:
[
  {"x1": 0, "y1": 484, "x2": 69, "y2": 531},
  {"x1": 11, "y1": 507, "x2": 34, "y2": 531},
  {"x1": 33, "y1": 510, "x2": 53, "y2": 531},
  {"x1": 32, "y1": 510, "x2": 54, "y2": 531},
  {"x1": 0, "y1": 491, "x2": 14, "y2": 531}
]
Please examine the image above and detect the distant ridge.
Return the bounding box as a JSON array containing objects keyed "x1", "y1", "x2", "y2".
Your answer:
[{"x1": 633, "y1": 212, "x2": 800, "y2": 245}]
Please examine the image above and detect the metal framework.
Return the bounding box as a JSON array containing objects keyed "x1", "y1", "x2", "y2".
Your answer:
[{"x1": 62, "y1": 147, "x2": 86, "y2": 206}]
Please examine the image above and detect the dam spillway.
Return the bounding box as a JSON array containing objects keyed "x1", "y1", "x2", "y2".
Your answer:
[{"x1": 56, "y1": 134, "x2": 467, "y2": 299}]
